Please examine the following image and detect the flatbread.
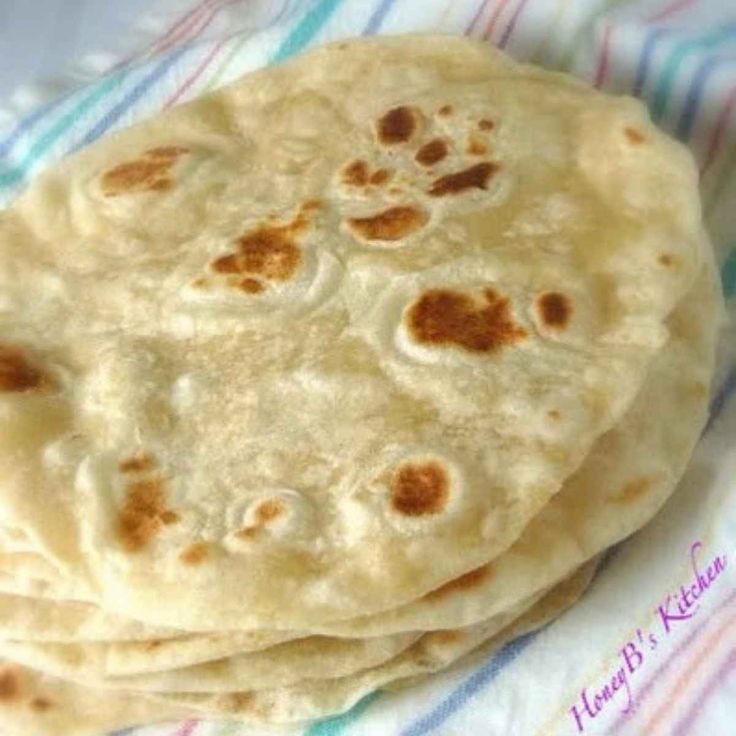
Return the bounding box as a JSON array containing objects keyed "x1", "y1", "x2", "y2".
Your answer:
[
  {"x1": 0, "y1": 254, "x2": 716, "y2": 657},
  {"x1": 0, "y1": 35, "x2": 703, "y2": 631},
  {"x1": 0, "y1": 560, "x2": 595, "y2": 736},
  {"x1": 307, "y1": 256, "x2": 721, "y2": 636},
  {"x1": 151, "y1": 559, "x2": 599, "y2": 723},
  {"x1": 0, "y1": 631, "x2": 420, "y2": 692}
]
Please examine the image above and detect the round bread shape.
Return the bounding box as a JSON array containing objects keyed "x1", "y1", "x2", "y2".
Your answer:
[{"x1": 0, "y1": 35, "x2": 705, "y2": 630}]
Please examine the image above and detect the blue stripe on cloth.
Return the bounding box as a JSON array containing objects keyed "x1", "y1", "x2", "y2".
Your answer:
[
  {"x1": 304, "y1": 692, "x2": 383, "y2": 736},
  {"x1": 72, "y1": 44, "x2": 193, "y2": 151},
  {"x1": 677, "y1": 55, "x2": 736, "y2": 140},
  {"x1": 363, "y1": 0, "x2": 398, "y2": 35},
  {"x1": 270, "y1": 0, "x2": 345, "y2": 64},
  {"x1": 0, "y1": 92, "x2": 73, "y2": 158},
  {"x1": 0, "y1": 71, "x2": 130, "y2": 189},
  {"x1": 705, "y1": 366, "x2": 736, "y2": 434},
  {"x1": 651, "y1": 24, "x2": 736, "y2": 122},
  {"x1": 595, "y1": 543, "x2": 622, "y2": 575},
  {"x1": 0, "y1": 42, "x2": 151, "y2": 159},
  {"x1": 633, "y1": 28, "x2": 668, "y2": 96},
  {"x1": 399, "y1": 632, "x2": 538, "y2": 736}
]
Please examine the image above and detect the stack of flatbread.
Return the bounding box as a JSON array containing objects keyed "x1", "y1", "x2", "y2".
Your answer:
[{"x1": 0, "y1": 35, "x2": 721, "y2": 735}]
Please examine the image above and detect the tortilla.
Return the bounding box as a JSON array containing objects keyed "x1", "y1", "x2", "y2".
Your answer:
[{"x1": 0, "y1": 35, "x2": 704, "y2": 633}]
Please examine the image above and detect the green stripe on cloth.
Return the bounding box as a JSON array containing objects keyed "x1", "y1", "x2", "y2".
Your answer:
[
  {"x1": 303, "y1": 692, "x2": 383, "y2": 736},
  {"x1": 0, "y1": 71, "x2": 128, "y2": 188},
  {"x1": 650, "y1": 25, "x2": 736, "y2": 121},
  {"x1": 722, "y1": 248, "x2": 736, "y2": 299},
  {"x1": 202, "y1": 34, "x2": 252, "y2": 91},
  {"x1": 201, "y1": 0, "x2": 344, "y2": 94},
  {"x1": 271, "y1": 0, "x2": 345, "y2": 63}
]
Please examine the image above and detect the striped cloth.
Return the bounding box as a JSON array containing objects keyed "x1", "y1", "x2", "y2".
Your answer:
[{"x1": 1, "y1": 1, "x2": 735, "y2": 734}]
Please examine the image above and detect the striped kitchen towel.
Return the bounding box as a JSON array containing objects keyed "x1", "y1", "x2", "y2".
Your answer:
[{"x1": 1, "y1": 1, "x2": 735, "y2": 734}]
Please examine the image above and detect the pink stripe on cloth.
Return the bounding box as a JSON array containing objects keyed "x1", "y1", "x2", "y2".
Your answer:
[
  {"x1": 498, "y1": 0, "x2": 531, "y2": 48},
  {"x1": 607, "y1": 589, "x2": 736, "y2": 735},
  {"x1": 112, "y1": 0, "x2": 216, "y2": 71},
  {"x1": 154, "y1": 0, "x2": 239, "y2": 58},
  {"x1": 482, "y1": 0, "x2": 516, "y2": 41},
  {"x1": 173, "y1": 718, "x2": 201, "y2": 736},
  {"x1": 165, "y1": 37, "x2": 229, "y2": 108},
  {"x1": 672, "y1": 643, "x2": 736, "y2": 736},
  {"x1": 466, "y1": 0, "x2": 493, "y2": 34},
  {"x1": 646, "y1": 0, "x2": 701, "y2": 24},
  {"x1": 701, "y1": 85, "x2": 736, "y2": 174},
  {"x1": 594, "y1": 22, "x2": 613, "y2": 87},
  {"x1": 641, "y1": 616, "x2": 736, "y2": 733},
  {"x1": 148, "y1": 0, "x2": 219, "y2": 55}
]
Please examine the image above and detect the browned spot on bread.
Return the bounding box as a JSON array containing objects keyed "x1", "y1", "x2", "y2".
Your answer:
[
  {"x1": 537, "y1": 292, "x2": 572, "y2": 329},
  {"x1": 225, "y1": 229, "x2": 300, "y2": 281},
  {"x1": 237, "y1": 499, "x2": 285, "y2": 540},
  {"x1": 145, "y1": 639, "x2": 164, "y2": 651},
  {"x1": 609, "y1": 477, "x2": 655, "y2": 504},
  {"x1": 0, "y1": 345, "x2": 50, "y2": 393},
  {"x1": 179, "y1": 542, "x2": 210, "y2": 566},
  {"x1": 0, "y1": 669, "x2": 19, "y2": 701},
  {"x1": 118, "y1": 477, "x2": 178, "y2": 553},
  {"x1": 302, "y1": 199, "x2": 322, "y2": 212},
  {"x1": 343, "y1": 161, "x2": 391, "y2": 187},
  {"x1": 478, "y1": 119, "x2": 495, "y2": 131},
  {"x1": 256, "y1": 499, "x2": 284, "y2": 523},
  {"x1": 145, "y1": 146, "x2": 189, "y2": 160},
  {"x1": 30, "y1": 697, "x2": 53, "y2": 712},
  {"x1": 415, "y1": 138, "x2": 448, "y2": 166},
  {"x1": 239, "y1": 278, "x2": 266, "y2": 294},
  {"x1": 424, "y1": 566, "x2": 490, "y2": 601},
  {"x1": 377, "y1": 106, "x2": 420, "y2": 144},
  {"x1": 342, "y1": 160, "x2": 370, "y2": 186},
  {"x1": 236, "y1": 526, "x2": 261, "y2": 540},
  {"x1": 624, "y1": 127, "x2": 646, "y2": 144},
  {"x1": 370, "y1": 168, "x2": 392, "y2": 185},
  {"x1": 658, "y1": 253, "x2": 674, "y2": 267},
  {"x1": 148, "y1": 179, "x2": 173, "y2": 192},
  {"x1": 547, "y1": 409, "x2": 561, "y2": 420},
  {"x1": 224, "y1": 692, "x2": 256, "y2": 712},
  {"x1": 213, "y1": 236, "x2": 295, "y2": 280},
  {"x1": 466, "y1": 136, "x2": 487, "y2": 156},
  {"x1": 437, "y1": 105, "x2": 453, "y2": 117},
  {"x1": 211, "y1": 254, "x2": 240, "y2": 273},
  {"x1": 391, "y1": 461, "x2": 449, "y2": 516},
  {"x1": 101, "y1": 147, "x2": 187, "y2": 197},
  {"x1": 408, "y1": 288, "x2": 527, "y2": 353},
  {"x1": 348, "y1": 206, "x2": 428, "y2": 242},
  {"x1": 428, "y1": 630, "x2": 466, "y2": 645},
  {"x1": 210, "y1": 205, "x2": 313, "y2": 287},
  {"x1": 119, "y1": 453, "x2": 155, "y2": 474},
  {"x1": 192, "y1": 277, "x2": 208, "y2": 289},
  {"x1": 428, "y1": 162, "x2": 498, "y2": 196}
]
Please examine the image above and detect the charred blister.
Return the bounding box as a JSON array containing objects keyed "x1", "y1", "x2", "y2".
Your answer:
[
  {"x1": 0, "y1": 345, "x2": 53, "y2": 393},
  {"x1": 407, "y1": 287, "x2": 527, "y2": 354},
  {"x1": 100, "y1": 146, "x2": 189, "y2": 197}
]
